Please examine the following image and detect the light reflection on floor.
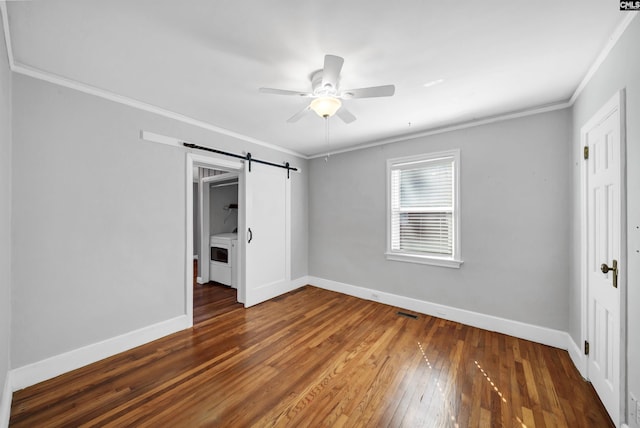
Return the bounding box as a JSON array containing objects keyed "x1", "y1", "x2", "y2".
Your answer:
[
  {"x1": 473, "y1": 360, "x2": 528, "y2": 428},
  {"x1": 418, "y1": 341, "x2": 460, "y2": 428},
  {"x1": 418, "y1": 342, "x2": 531, "y2": 428},
  {"x1": 474, "y1": 360, "x2": 507, "y2": 403}
]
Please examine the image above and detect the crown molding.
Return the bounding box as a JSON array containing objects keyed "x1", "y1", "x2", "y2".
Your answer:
[
  {"x1": 308, "y1": 101, "x2": 571, "y2": 159},
  {"x1": 0, "y1": 1, "x2": 14, "y2": 69},
  {"x1": 12, "y1": 62, "x2": 308, "y2": 159},
  {"x1": 1, "y1": 2, "x2": 306, "y2": 159},
  {"x1": 310, "y1": 13, "x2": 639, "y2": 159},
  {"x1": 570, "y1": 12, "x2": 638, "y2": 105},
  {"x1": 2, "y1": 3, "x2": 637, "y2": 160}
]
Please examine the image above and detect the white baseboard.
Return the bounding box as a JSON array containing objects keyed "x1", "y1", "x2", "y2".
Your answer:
[
  {"x1": 10, "y1": 315, "x2": 189, "y2": 392},
  {"x1": 193, "y1": 255, "x2": 199, "y2": 260},
  {"x1": 7, "y1": 276, "x2": 309, "y2": 393},
  {"x1": 567, "y1": 334, "x2": 587, "y2": 378},
  {"x1": 244, "y1": 276, "x2": 309, "y2": 307},
  {"x1": 0, "y1": 372, "x2": 11, "y2": 428},
  {"x1": 4, "y1": 276, "x2": 583, "y2": 411},
  {"x1": 308, "y1": 276, "x2": 568, "y2": 350},
  {"x1": 292, "y1": 276, "x2": 311, "y2": 289}
]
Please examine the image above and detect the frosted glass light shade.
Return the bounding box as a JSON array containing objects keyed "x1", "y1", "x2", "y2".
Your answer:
[{"x1": 310, "y1": 97, "x2": 342, "y2": 118}]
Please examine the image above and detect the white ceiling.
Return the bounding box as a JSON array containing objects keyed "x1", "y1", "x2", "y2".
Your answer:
[{"x1": 4, "y1": 1, "x2": 627, "y2": 157}]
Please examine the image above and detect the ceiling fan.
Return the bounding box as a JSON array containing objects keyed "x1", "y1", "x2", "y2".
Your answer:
[{"x1": 259, "y1": 54, "x2": 395, "y2": 124}]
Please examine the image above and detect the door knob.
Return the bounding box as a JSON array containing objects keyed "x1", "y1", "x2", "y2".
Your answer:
[
  {"x1": 600, "y1": 263, "x2": 612, "y2": 273},
  {"x1": 600, "y1": 260, "x2": 618, "y2": 288}
]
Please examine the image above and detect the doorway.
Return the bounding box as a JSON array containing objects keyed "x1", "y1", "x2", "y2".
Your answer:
[
  {"x1": 196, "y1": 170, "x2": 240, "y2": 286},
  {"x1": 580, "y1": 90, "x2": 627, "y2": 426},
  {"x1": 185, "y1": 153, "x2": 244, "y2": 328}
]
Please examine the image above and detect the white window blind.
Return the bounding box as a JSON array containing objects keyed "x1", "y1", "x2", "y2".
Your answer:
[{"x1": 387, "y1": 150, "x2": 461, "y2": 267}]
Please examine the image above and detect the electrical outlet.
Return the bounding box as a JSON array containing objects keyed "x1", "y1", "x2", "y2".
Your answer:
[{"x1": 433, "y1": 305, "x2": 447, "y2": 318}]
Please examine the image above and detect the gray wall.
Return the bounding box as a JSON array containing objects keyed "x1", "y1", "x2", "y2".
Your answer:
[
  {"x1": 570, "y1": 16, "x2": 640, "y2": 420},
  {"x1": 309, "y1": 109, "x2": 572, "y2": 330},
  {"x1": 0, "y1": 12, "x2": 12, "y2": 407},
  {"x1": 209, "y1": 183, "x2": 238, "y2": 235},
  {"x1": 11, "y1": 74, "x2": 308, "y2": 368}
]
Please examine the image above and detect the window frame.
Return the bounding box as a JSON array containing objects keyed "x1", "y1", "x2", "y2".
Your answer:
[{"x1": 385, "y1": 149, "x2": 463, "y2": 268}]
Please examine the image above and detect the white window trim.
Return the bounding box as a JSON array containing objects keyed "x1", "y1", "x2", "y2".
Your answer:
[{"x1": 385, "y1": 149, "x2": 463, "y2": 268}]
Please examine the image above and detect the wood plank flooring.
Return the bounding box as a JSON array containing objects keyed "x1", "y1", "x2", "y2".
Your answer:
[{"x1": 10, "y1": 282, "x2": 612, "y2": 427}]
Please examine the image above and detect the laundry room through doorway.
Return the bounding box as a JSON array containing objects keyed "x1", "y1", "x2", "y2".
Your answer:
[{"x1": 192, "y1": 166, "x2": 241, "y2": 319}]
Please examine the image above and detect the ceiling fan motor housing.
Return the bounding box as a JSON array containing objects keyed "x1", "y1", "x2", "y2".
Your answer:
[{"x1": 311, "y1": 70, "x2": 338, "y2": 96}]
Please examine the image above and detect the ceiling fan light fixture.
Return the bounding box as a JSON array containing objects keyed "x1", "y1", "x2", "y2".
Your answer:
[{"x1": 310, "y1": 96, "x2": 342, "y2": 118}]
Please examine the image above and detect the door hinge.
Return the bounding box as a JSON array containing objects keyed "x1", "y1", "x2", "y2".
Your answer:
[
  {"x1": 584, "y1": 340, "x2": 590, "y2": 355},
  {"x1": 583, "y1": 146, "x2": 589, "y2": 160}
]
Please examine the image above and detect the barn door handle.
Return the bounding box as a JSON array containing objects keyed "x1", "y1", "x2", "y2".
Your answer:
[
  {"x1": 248, "y1": 228, "x2": 253, "y2": 244},
  {"x1": 600, "y1": 260, "x2": 618, "y2": 288}
]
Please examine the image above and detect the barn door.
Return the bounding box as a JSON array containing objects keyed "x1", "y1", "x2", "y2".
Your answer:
[{"x1": 242, "y1": 162, "x2": 291, "y2": 307}]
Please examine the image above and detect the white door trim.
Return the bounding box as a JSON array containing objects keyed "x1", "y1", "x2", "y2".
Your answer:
[
  {"x1": 198, "y1": 173, "x2": 210, "y2": 284},
  {"x1": 198, "y1": 172, "x2": 241, "y2": 284},
  {"x1": 185, "y1": 152, "x2": 243, "y2": 327},
  {"x1": 579, "y1": 89, "x2": 627, "y2": 425}
]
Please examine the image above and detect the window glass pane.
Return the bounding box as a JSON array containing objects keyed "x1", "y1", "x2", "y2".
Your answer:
[
  {"x1": 389, "y1": 154, "x2": 456, "y2": 258},
  {"x1": 398, "y1": 212, "x2": 452, "y2": 254},
  {"x1": 399, "y1": 161, "x2": 452, "y2": 209}
]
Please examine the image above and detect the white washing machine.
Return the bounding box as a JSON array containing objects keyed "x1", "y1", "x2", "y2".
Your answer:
[{"x1": 209, "y1": 233, "x2": 238, "y2": 287}]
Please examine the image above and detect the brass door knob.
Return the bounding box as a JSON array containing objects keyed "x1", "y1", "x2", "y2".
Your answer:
[{"x1": 600, "y1": 260, "x2": 618, "y2": 288}]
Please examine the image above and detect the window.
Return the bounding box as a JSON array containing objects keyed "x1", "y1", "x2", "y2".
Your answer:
[{"x1": 386, "y1": 150, "x2": 462, "y2": 268}]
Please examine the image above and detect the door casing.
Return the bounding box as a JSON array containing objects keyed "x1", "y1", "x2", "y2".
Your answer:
[{"x1": 198, "y1": 172, "x2": 240, "y2": 284}]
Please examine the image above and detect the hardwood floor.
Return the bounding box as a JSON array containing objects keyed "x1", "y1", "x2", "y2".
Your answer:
[
  {"x1": 192, "y1": 281, "x2": 243, "y2": 325},
  {"x1": 10, "y1": 282, "x2": 612, "y2": 427}
]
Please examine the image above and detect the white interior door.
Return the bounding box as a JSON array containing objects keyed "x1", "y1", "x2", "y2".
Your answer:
[
  {"x1": 243, "y1": 162, "x2": 291, "y2": 307},
  {"x1": 585, "y1": 95, "x2": 623, "y2": 426}
]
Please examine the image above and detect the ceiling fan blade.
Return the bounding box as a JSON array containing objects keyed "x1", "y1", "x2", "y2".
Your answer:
[
  {"x1": 340, "y1": 84, "x2": 395, "y2": 99},
  {"x1": 259, "y1": 87, "x2": 312, "y2": 97},
  {"x1": 321, "y1": 55, "x2": 344, "y2": 90},
  {"x1": 286, "y1": 105, "x2": 311, "y2": 123},
  {"x1": 336, "y1": 107, "x2": 356, "y2": 124}
]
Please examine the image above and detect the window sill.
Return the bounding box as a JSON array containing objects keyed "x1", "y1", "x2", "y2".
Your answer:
[{"x1": 385, "y1": 252, "x2": 464, "y2": 269}]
